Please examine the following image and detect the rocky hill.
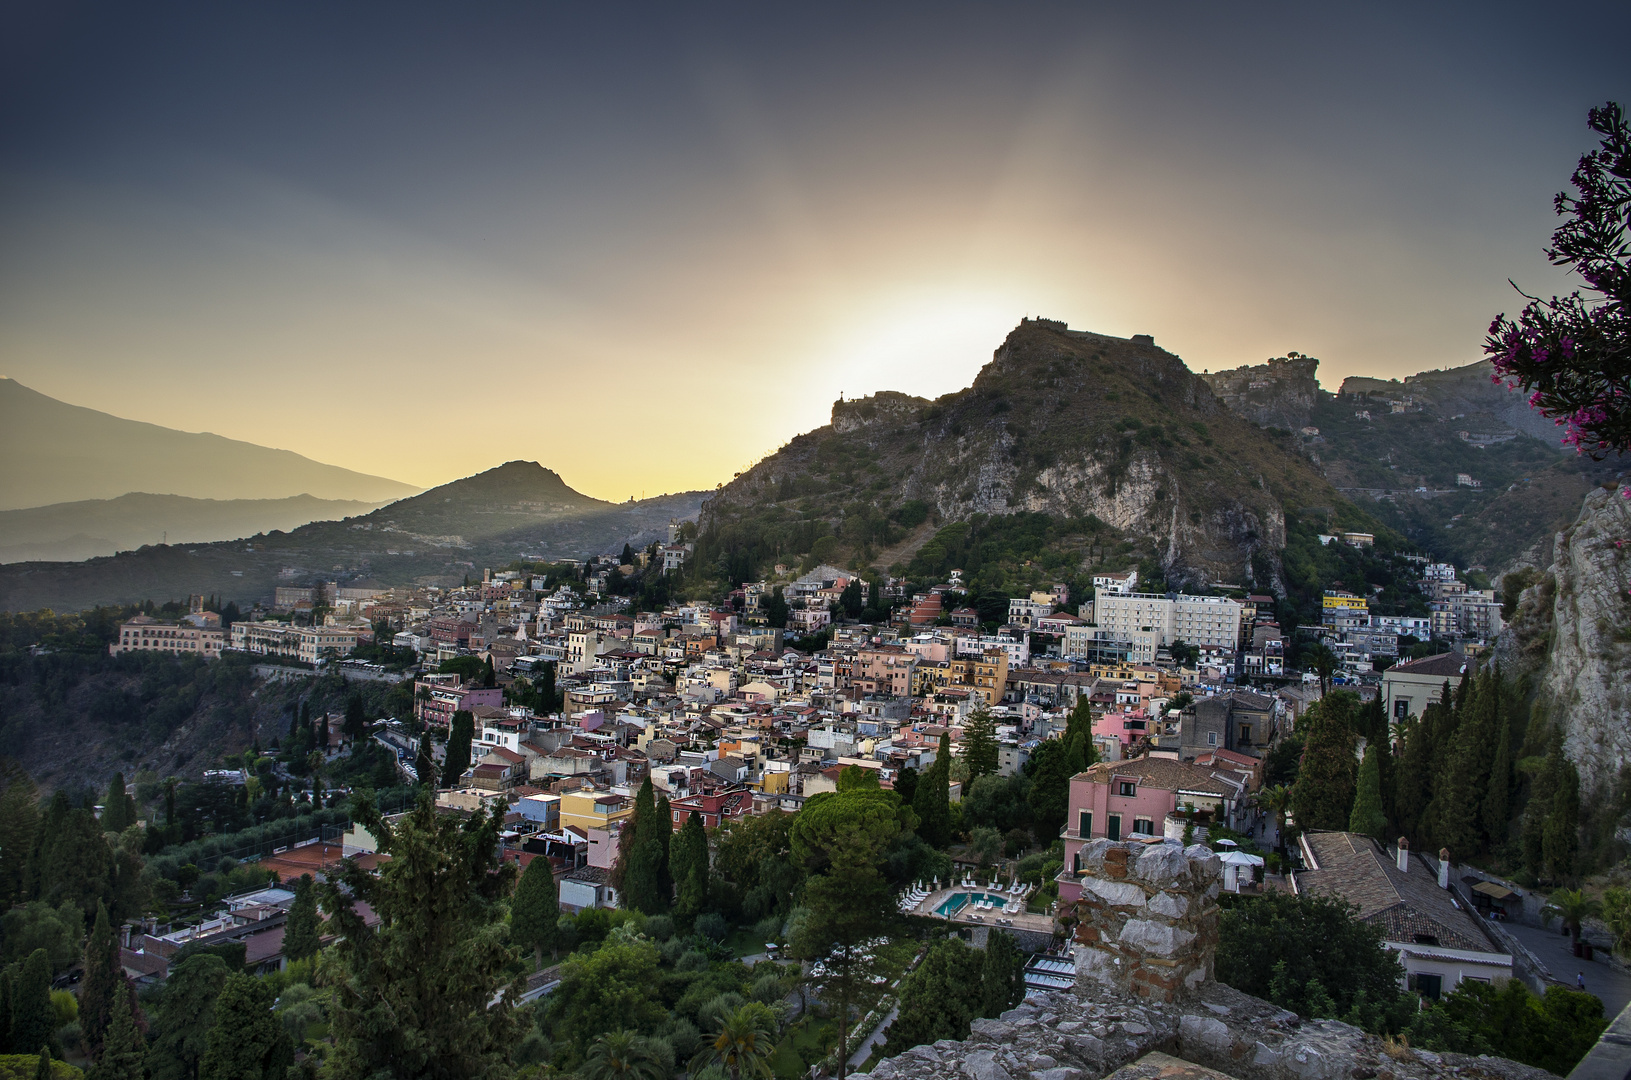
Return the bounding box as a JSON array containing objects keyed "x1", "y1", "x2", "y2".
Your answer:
[
  {"x1": 0, "y1": 461, "x2": 707, "y2": 612},
  {"x1": 1195, "y1": 353, "x2": 1322, "y2": 430},
  {"x1": 701, "y1": 320, "x2": 1357, "y2": 589}
]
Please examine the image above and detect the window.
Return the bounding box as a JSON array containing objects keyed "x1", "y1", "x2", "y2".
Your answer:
[
  {"x1": 1412, "y1": 933, "x2": 1440, "y2": 946},
  {"x1": 1206, "y1": 731, "x2": 1218, "y2": 746},
  {"x1": 1133, "y1": 817, "x2": 1155, "y2": 835},
  {"x1": 1107, "y1": 814, "x2": 1122, "y2": 841},
  {"x1": 1239, "y1": 725, "x2": 1251, "y2": 745},
  {"x1": 1118, "y1": 781, "x2": 1137, "y2": 797},
  {"x1": 1394, "y1": 698, "x2": 1411, "y2": 720},
  {"x1": 1078, "y1": 810, "x2": 1092, "y2": 837}
]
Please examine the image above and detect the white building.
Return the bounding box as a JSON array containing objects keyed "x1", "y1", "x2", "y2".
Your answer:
[
  {"x1": 1092, "y1": 570, "x2": 1138, "y2": 596},
  {"x1": 1091, "y1": 593, "x2": 1242, "y2": 652}
]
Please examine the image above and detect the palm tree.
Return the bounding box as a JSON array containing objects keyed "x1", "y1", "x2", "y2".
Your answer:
[
  {"x1": 1305, "y1": 644, "x2": 1337, "y2": 696},
  {"x1": 1252, "y1": 784, "x2": 1295, "y2": 862},
  {"x1": 692, "y1": 1002, "x2": 779, "y2": 1080},
  {"x1": 581, "y1": 1030, "x2": 667, "y2": 1080},
  {"x1": 1543, "y1": 889, "x2": 1603, "y2": 945}
]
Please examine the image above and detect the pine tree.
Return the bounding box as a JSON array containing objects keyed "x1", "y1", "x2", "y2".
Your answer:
[
  {"x1": 442, "y1": 710, "x2": 475, "y2": 787},
  {"x1": 912, "y1": 732, "x2": 952, "y2": 847},
  {"x1": 10, "y1": 950, "x2": 57, "y2": 1060},
  {"x1": 198, "y1": 973, "x2": 293, "y2": 1080},
  {"x1": 283, "y1": 874, "x2": 321, "y2": 962},
  {"x1": 670, "y1": 810, "x2": 709, "y2": 924},
  {"x1": 1348, "y1": 745, "x2": 1387, "y2": 843},
  {"x1": 1290, "y1": 692, "x2": 1359, "y2": 832},
  {"x1": 510, "y1": 855, "x2": 561, "y2": 967},
  {"x1": 79, "y1": 902, "x2": 120, "y2": 1053},
  {"x1": 91, "y1": 982, "x2": 146, "y2": 1080},
  {"x1": 321, "y1": 791, "x2": 520, "y2": 1080},
  {"x1": 963, "y1": 708, "x2": 999, "y2": 780},
  {"x1": 414, "y1": 733, "x2": 435, "y2": 788}
]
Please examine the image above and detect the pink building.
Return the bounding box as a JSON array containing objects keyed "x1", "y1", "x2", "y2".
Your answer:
[
  {"x1": 1093, "y1": 709, "x2": 1151, "y2": 750},
  {"x1": 1057, "y1": 755, "x2": 1234, "y2": 903}
]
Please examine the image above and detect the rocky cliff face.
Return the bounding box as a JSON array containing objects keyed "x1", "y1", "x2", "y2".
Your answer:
[
  {"x1": 1196, "y1": 355, "x2": 1322, "y2": 431},
  {"x1": 1496, "y1": 481, "x2": 1631, "y2": 795},
  {"x1": 703, "y1": 320, "x2": 1343, "y2": 587}
]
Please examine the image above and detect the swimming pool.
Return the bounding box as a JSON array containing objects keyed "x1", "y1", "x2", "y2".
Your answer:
[{"x1": 934, "y1": 891, "x2": 1005, "y2": 917}]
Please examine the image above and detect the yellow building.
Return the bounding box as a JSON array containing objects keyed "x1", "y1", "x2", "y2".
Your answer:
[
  {"x1": 559, "y1": 790, "x2": 634, "y2": 834},
  {"x1": 949, "y1": 648, "x2": 1008, "y2": 706}
]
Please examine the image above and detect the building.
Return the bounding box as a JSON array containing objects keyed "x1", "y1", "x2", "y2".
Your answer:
[
  {"x1": 1381, "y1": 652, "x2": 1470, "y2": 722},
  {"x1": 412, "y1": 674, "x2": 505, "y2": 728},
  {"x1": 1091, "y1": 593, "x2": 1243, "y2": 652},
  {"x1": 1294, "y1": 832, "x2": 1512, "y2": 998},
  {"x1": 1056, "y1": 755, "x2": 1235, "y2": 903},
  {"x1": 229, "y1": 622, "x2": 360, "y2": 664},
  {"x1": 1181, "y1": 690, "x2": 1278, "y2": 759},
  {"x1": 559, "y1": 789, "x2": 634, "y2": 834},
  {"x1": 110, "y1": 611, "x2": 226, "y2": 659},
  {"x1": 1093, "y1": 570, "x2": 1138, "y2": 596},
  {"x1": 1321, "y1": 591, "x2": 1369, "y2": 629}
]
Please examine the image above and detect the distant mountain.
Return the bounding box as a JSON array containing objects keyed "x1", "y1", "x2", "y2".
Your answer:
[
  {"x1": 701, "y1": 319, "x2": 1353, "y2": 587},
  {"x1": 0, "y1": 377, "x2": 419, "y2": 510},
  {"x1": 0, "y1": 461, "x2": 708, "y2": 612},
  {"x1": 0, "y1": 493, "x2": 385, "y2": 564},
  {"x1": 1193, "y1": 355, "x2": 1622, "y2": 572}
]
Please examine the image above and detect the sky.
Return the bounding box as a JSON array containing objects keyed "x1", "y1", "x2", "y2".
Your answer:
[{"x1": 1, "y1": 3, "x2": 1626, "y2": 500}]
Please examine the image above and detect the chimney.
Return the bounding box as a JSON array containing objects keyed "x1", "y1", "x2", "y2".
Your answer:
[
  {"x1": 1396, "y1": 837, "x2": 1409, "y2": 873},
  {"x1": 1438, "y1": 848, "x2": 1451, "y2": 889}
]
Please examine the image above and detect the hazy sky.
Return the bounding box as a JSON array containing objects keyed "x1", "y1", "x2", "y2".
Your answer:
[{"x1": 2, "y1": 3, "x2": 1625, "y2": 499}]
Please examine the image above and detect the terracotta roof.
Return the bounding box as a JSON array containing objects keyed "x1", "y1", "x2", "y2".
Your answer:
[
  {"x1": 1388, "y1": 652, "x2": 1470, "y2": 677},
  {"x1": 1075, "y1": 754, "x2": 1231, "y2": 797},
  {"x1": 1295, "y1": 831, "x2": 1499, "y2": 955}
]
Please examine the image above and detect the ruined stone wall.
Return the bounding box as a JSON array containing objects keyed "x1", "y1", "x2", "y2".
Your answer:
[{"x1": 1069, "y1": 841, "x2": 1221, "y2": 1003}]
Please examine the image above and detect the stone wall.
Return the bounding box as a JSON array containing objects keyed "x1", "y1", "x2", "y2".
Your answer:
[{"x1": 1068, "y1": 841, "x2": 1220, "y2": 1003}]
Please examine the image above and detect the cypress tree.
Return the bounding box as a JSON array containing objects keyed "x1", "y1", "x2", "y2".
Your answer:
[
  {"x1": 32, "y1": 1046, "x2": 49, "y2": 1080},
  {"x1": 1348, "y1": 744, "x2": 1386, "y2": 843},
  {"x1": 414, "y1": 733, "x2": 435, "y2": 788},
  {"x1": 977, "y1": 930, "x2": 1025, "y2": 1018},
  {"x1": 198, "y1": 973, "x2": 293, "y2": 1080},
  {"x1": 0, "y1": 763, "x2": 40, "y2": 909},
  {"x1": 80, "y1": 901, "x2": 120, "y2": 1052},
  {"x1": 100, "y1": 774, "x2": 129, "y2": 835},
  {"x1": 0, "y1": 967, "x2": 12, "y2": 1055},
  {"x1": 510, "y1": 854, "x2": 561, "y2": 967},
  {"x1": 670, "y1": 810, "x2": 709, "y2": 924},
  {"x1": 963, "y1": 708, "x2": 999, "y2": 780},
  {"x1": 283, "y1": 874, "x2": 321, "y2": 962},
  {"x1": 621, "y1": 779, "x2": 669, "y2": 915},
  {"x1": 912, "y1": 732, "x2": 952, "y2": 848},
  {"x1": 92, "y1": 981, "x2": 146, "y2": 1080},
  {"x1": 1543, "y1": 737, "x2": 1581, "y2": 882},
  {"x1": 1432, "y1": 674, "x2": 1495, "y2": 860},
  {"x1": 655, "y1": 795, "x2": 674, "y2": 902},
  {"x1": 343, "y1": 695, "x2": 368, "y2": 741},
  {"x1": 1290, "y1": 692, "x2": 1359, "y2": 832},
  {"x1": 1481, "y1": 673, "x2": 1513, "y2": 850},
  {"x1": 441, "y1": 710, "x2": 475, "y2": 787},
  {"x1": 10, "y1": 950, "x2": 56, "y2": 1060}
]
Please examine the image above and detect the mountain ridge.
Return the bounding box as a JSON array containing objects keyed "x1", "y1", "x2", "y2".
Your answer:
[{"x1": 0, "y1": 377, "x2": 419, "y2": 510}]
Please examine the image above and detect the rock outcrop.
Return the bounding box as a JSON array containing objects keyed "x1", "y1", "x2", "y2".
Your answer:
[
  {"x1": 1498, "y1": 481, "x2": 1631, "y2": 795},
  {"x1": 866, "y1": 983, "x2": 1554, "y2": 1080},
  {"x1": 1196, "y1": 355, "x2": 1322, "y2": 431}
]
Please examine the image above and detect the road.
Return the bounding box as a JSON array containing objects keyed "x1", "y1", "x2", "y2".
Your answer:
[
  {"x1": 1503, "y1": 919, "x2": 1631, "y2": 1017},
  {"x1": 848, "y1": 1005, "x2": 897, "y2": 1072}
]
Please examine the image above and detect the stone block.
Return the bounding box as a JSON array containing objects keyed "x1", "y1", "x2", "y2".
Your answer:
[
  {"x1": 964, "y1": 1049, "x2": 1014, "y2": 1080},
  {"x1": 1119, "y1": 918, "x2": 1197, "y2": 958},
  {"x1": 1133, "y1": 843, "x2": 1189, "y2": 886},
  {"x1": 971, "y1": 1018, "x2": 1016, "y2": 1041},
  {"x1": 1084, "y1": 877, "x2": 1148, "y2": 908},
  {"x1": 1145, "y1": 891, "x2": 1189, "y2": 919}
]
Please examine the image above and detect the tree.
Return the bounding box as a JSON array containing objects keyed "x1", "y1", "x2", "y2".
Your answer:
[
  {"x1": 962, "y1": 708, "x2": 999, "y2": 780},
  {"x1": 892, "y1": 766, "x2": 919, "y2": 808},
  {"x1": 146, "y1": 952, "x2": 229, "y2": 1080},
  {"x1": 884, "y1": 938, "x2": 983, "y2": 1054},
  {"x1": 620, "y1": 779, "x2": 671, "y2": 916},
  {"x1": 79, "y1": 902, "x2": 120, "y2": 1053},
  {"x1": 1348, "y1": 744, "x2": 1387, "y2": 843},
  {"x1": 1217, "y1": 891, "x2": 1408, "y2": 1030},
  {"x1": 10, "y1": 950, "x2": 57, "y2": 1059},
  {"x1": 669, "y1": 811, "x2": 709, "y2": 925},
  {"x1": 100, "y1": 773, "x2": 133, "y2": 835},
  {"x1": 1543, "y1": 743, "x2": 1581, "y2": 883},
  {"x1": 765, "y1": 588, "x2": 789, "y2": 629},
  {"x1": 414, "y1": 733, "x2": 435, "y2": 788},
  {"x1": 967, "y1": 827, "x2": 1002, "y2": 867},
  {"x1": 583, "y1": 1028, "x2": 668, "y2": 1080},
  {"x1": 1486, "y1": 102, "x2": 1631, "y2": 458},
  {"x1": 91, "y1": 982, "x2": 146, "y2": 1080},
  {"x1": 978, "y1": 931, "x2": 1025, "y2": 1018},
  {"x1": 692, "y1": 1001, "x2": 779, "y2": 1080},
  {"x1": 34, "y1": 796, "x2": 113, "y2": 918},
  {"x1": 198, "y1": 973, "x2": 293, "y2": 1080},
  {"x1": 544, "y1": 934, "x2": 665, "y2": 1060},
  {"x1": 511, "y1": 855, "x2": 562, "y2": 968},
  {"x1": 343, "y1": 695, "x2": 368, "y2": 741},
  {"x1": 1290, "y1": 692, "x2": 1359, "y2": 832},
  {"x1": 442, "y1": 710, "x2": 475, "y2": 787},
  {"x1": 912, "y1": 732, "x2": 952, "y2": 848},
  {"x1": 0, "y1": 762, "x2": 40, "y2": 909},
  {"x1": 282, "y1": 874, "x2": 321, "y2": 963},
  {"x1": 1252, "y1": 784, "x2": 1295, "y2": 861},
  {"x1": 320, "y1": 791, "x2": 520, "y2": 1080},
  {"x1": 1305, "y1": 644, "x2": 1337, "y2": 696},
  {"x1": 1543, "y1": 889, "x2": 1602, "y2": 945}
]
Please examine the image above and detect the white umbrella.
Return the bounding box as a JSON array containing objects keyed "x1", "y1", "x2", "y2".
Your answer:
[
  {"x1": 1218, "y1": 850, "x2": 1264, "y2": 867},
  {"x1": 1214, "y1": 838, "x2": 1239, "y2": 848}
]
